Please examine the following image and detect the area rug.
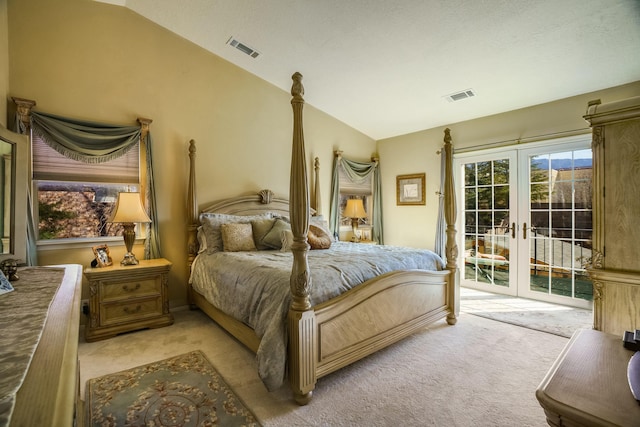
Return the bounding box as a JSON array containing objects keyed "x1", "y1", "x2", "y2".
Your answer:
[
  {"x1": 86, "y1": 350, "x2": 261, "y2": 427},
  {"x1": 461, "y1": 290, "x2": 593, "y2": 338}
]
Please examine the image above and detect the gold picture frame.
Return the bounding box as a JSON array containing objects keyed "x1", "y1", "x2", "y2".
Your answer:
[
  {"x1": 397, "y1": 173, "x2": 426, "y2": 205},
  {"x1": 92, "y1": 244, "x2": 113, "y2": 267}
]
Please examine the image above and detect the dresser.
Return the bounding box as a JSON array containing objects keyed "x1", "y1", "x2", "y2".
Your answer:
[
  {"x1": 8, "y1": 264, "x2": 82, "y2": 427},
  {"x1": 85, "y1": 258, "x2": 173, "y2": 342},
  {"x1": 584, "y1": 96, "x2": 640, "y2": 336},
  {"x1": 536, "y1": 329, "x2": 639, "y2": 426}
]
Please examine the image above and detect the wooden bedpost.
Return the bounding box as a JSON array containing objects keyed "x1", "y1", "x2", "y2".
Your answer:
[
  {"x1": 288, "y1": 72, "x2": 317, "y2": 405},
  {"x1": 313, "y1": 157, "x2": 322, "y2": 216},
  {"x1": 443, "y1": 128, "x2": 459, "y2": 325},
  {"x1": 186, "y1": 139, "x2": 198, "y2": 309}
]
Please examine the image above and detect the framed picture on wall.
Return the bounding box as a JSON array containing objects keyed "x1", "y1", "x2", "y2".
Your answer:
[
  {"x1": 92, "y1": 244, "x2": 113, "y2": 267},
  {"x1": 396, "y1": 173, "x2": 426, "y2": 205}
]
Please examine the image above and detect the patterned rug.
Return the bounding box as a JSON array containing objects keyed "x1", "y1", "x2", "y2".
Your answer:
[{"x1": 86, "y1": 350, "x2": 261, "y2": 427}]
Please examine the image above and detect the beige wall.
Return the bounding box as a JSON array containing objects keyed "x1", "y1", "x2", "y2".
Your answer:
[
  {"x1": 7, "y1": 0, "x2": 375, "y2": 308},
  {"x1": 1, "y1": 0, "x2": 8, "y2": 126},
  {"x1": 7, "y1": 0, "x2": 640, "y2": 310},
  {"x1": 378, "y1": 81, "x2": 640, "y2": 249}
]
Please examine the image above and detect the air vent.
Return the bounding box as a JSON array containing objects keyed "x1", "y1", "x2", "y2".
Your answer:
[
  {"x1": 444, "y1": 89, "x2": 476, "y2": 102},
  {"x1": 226, "y1": 37, "x2": 260, "y2": 58}
]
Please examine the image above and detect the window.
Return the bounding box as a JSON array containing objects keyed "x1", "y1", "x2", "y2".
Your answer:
[
  {"x1": 32, "y1": 132, "x2": 141, "y2": 240},
  {"x1": 338, "y1": 164, "x2": 373, "y2": 228}
]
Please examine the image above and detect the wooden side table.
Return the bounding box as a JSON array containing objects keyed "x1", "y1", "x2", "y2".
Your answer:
[
  {"x1": 85, "y1": 258, "x2": 173, "y2": 342},
  {"x1": 536, "y1": 329, "x2": 639, "y2": 426}
]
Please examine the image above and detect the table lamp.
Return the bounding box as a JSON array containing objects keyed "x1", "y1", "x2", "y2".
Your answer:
[
  {"x1": 109, "y1": 192, "x2": 151, "y2": 266},
  {"x1": 343, "y1": 198, "x2": 367, "y2": 242}
]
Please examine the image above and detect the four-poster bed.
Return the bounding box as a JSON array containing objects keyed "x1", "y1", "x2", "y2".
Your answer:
[{"x1": 186, "y1": 72, "x2": 459, "y2": 405}]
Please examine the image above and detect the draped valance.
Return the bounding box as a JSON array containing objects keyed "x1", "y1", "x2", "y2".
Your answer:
[{"x1": 30, "y1": 111, "x2": 141, "y2": 163}]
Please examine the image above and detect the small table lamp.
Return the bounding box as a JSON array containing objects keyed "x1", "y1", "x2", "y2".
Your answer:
[
  {"x1": 109, "y1": 192, "x2": 151, "y2": 266},
  {"x1": 343, "y1": 198, "x2": 367, "y2": 242}
]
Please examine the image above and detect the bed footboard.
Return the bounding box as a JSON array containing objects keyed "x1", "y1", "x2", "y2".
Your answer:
[{"x1": 315, "y1": 270, "x2": 450, "y2": 377}]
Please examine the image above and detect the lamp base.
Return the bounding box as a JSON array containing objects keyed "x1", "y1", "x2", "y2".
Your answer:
[
  {"x1": 120, "y1": 252, "x2": 139, "y2": 266},
  {"x1": 351, "y1": 219, "x2": 361, "y2": 243}
]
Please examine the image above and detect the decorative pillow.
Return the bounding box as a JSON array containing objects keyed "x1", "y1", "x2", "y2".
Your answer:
[
  {"x1": 261, "y1": 218, "x2": 291, "y2": 249},
  {"x1": 196, "y1": 226, "x2": 207, "y2": 253},
  {"x1": 221, "y1": 223, "x2": 257, "y2": 252},
  {"x1": 251, "y1": 218, "x2": 277, "y2": 250},
  {"x1": 308, "y1": 224, "x2": 332, "y2": 249},
  {"x1": 200, "y1": 213, "x2": 272, "y2": 253},
  {"x1": 310, "y1": 216, "x2": 335, "y2": 242},
  {"x1": 281, "y1": 229, "x2": 294, "y2": 252}
]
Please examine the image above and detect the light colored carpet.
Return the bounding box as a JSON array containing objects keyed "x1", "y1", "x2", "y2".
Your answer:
[
  {"x1": 79, "y1": 306, "x2": 568, "y2": 426},
  {"x1": 460, "y1": 287, "x2": 593, "y2": 338}
]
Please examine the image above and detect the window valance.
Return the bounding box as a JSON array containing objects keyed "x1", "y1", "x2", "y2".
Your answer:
[{"x1": 30, "y1": 111, "x2": 141, "y2": 164}]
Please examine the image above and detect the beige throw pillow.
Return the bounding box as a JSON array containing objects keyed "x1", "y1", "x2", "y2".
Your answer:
[{"x1": 221, "y1": 223, "x2": 257, "y2": 252}]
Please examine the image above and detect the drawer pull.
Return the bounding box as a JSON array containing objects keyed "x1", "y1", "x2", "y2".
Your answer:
[
  {"x1": 122, "y1": 283, "x2": 141, "y2": 292},
  {"x1": 123, "y1": 305, "x2": 142, "y2": 314}
]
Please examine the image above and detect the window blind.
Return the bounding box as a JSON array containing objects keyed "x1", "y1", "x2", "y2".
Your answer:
[
  {"x1": 32, "y1": 132, "x2": 140, "y2": 183},
  {"x1": 339, "y1": 164, "x2": 372, "y2": 195}
]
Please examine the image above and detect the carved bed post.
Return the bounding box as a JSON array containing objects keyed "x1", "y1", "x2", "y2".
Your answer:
[
  {"x1": 288, "y1": 72, "x2": 317, "y2": 405},
  {"x1": 313, "y1": 157, "x2": 322, "y2": 216},
  {"x1": 443, "y1": 128, "x2": 459, "y2": 325},
  {"x1": 186, "y1": 140, "x2": 198, "y2": 308}
]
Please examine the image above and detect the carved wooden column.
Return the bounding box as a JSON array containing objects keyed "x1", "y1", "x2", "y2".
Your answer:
[
  {"x1": 287, "y1": 72, "x2": 317, "y2": 405},
  {"x1": 11, "y1": 97, "x2": 36, "y2": 133},
  {"x1": 313, "y1": 157, "x2": 322, "y2": 216},
  {"x1": 186, "y1": 140, "x2": 198, "y2": 308},
  {"x1": 443, "y1": 128, "x2": 459, "y2": 325},
  {"x1": 138, "y1": 117, "x2": 152, "y2": 140}
]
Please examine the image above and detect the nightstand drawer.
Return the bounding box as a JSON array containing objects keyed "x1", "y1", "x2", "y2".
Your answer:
[
  {"x1": 101, "y1": 297, "x2": 163, "y2": 326},
  {"x1": 100, "y1": 277, "x2": 161, "y2": 302}
]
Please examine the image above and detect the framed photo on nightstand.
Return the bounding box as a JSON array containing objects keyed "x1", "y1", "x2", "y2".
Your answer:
[{"x1": 92, "y1": 244, "x2": 113, "y2": 267}]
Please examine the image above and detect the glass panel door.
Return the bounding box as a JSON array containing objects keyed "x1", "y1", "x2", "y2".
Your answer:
[
  {"x1": 459, "y1": 152, "x2": 518, "y2": 295},
  {"x1": 457, "y1": 135, "x2": 593, "y2": 309},
  {"x1": 518, "y1": 145, "x2": 593, "y2": 307}
]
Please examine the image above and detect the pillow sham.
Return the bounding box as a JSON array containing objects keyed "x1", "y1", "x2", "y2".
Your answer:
[
  {"x1": 196, "y1": 226, "x2": 207, "y2": 253},
  {"x1": 280, "y1": 229, "x2": 294, "y2": 252},
  {"x1": 308, "y1": 224, "x2": 332, "y2": 249},
  {"x1": 261, "y1": 218, "x2": 291, "y2": 249},
  {"x1": 221, "y1": 223, "x2": 257, "y2": 252},
  {"x1": 251, "y1": 218, "x2": 277, "y2": 250},
  {"x1": 310, "y1": 216, "x2": 335, "y2": 242},
  {"x1": 200, "y1": 212, "x2": 273, "y2": 253}
]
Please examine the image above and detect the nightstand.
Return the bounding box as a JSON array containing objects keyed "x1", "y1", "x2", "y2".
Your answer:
[{"x1": 84, "y1": 258, "x2": 173, "y2": 342}]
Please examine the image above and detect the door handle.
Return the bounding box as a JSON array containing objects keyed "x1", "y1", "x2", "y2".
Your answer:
[
  {"x1": 510, "y1": 222, "x2": 516, "y2": 239},
  {"x1": 523, "y1": 222, "x2": 528, "y2": 239}
]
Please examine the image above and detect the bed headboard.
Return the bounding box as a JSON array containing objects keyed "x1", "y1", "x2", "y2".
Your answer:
[{"x1": 199, "y1": 189, "x2": 316, "y2": 218}]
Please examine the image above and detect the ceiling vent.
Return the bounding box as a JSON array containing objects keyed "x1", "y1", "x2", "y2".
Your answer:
[
  {"x1": 444, "y1": 89, "x2": 476, "y2": 102},
  {"x1": 226, "y1": 37, "x2": 260, "y2": 58}
]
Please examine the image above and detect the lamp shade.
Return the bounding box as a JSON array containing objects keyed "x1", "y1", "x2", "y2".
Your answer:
[
  {"x1": 109, "y1": 192, "x2": 151, "y2": 224},
  {"x1": 343, "y1": 198, "x2": 367, "y2": 219}
]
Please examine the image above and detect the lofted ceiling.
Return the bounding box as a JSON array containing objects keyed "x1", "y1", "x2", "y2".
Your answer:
[{"x1": 97, "y1": 0, "x2": 640, "y2": 140}]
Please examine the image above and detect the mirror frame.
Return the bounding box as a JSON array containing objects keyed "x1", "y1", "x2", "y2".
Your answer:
[{"x1": 0, "y1": 124, "x2": 27, "y2": 263}]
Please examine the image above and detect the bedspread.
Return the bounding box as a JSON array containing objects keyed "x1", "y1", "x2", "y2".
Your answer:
[{"x1": 190, "y1": 242, "x2": 444, "y2": 391}]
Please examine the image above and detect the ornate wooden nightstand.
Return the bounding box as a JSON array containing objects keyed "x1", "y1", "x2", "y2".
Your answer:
[{"x1": 84, "y1": 258, "x2": 173, "y2": 342}]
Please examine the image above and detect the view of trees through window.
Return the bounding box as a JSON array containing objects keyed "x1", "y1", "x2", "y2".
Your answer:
[{"x1": 37, "y1": 182, "x2": 138, "y2": 240}]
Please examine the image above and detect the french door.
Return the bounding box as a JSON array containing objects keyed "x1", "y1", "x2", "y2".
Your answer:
[{"x1": 456, "y1": 135, "x2": 593, "y2": 309}]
